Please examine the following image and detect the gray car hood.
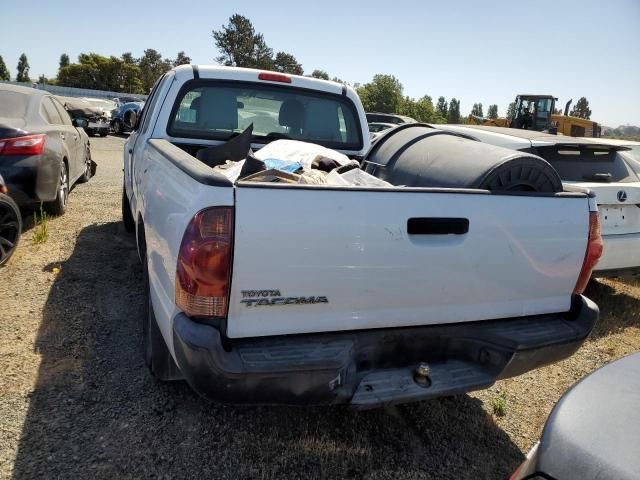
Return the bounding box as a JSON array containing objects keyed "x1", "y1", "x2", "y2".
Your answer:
[{"x1": 537, "y1": 352, "x2": 640, "y2": 480}]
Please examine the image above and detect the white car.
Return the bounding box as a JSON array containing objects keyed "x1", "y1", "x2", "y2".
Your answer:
[
  {"x1": 437, "y1": 125, "x2": 640, "y2": 279},
  {"x1": 122, "y1": 65, "x2": 600, "y2": 406},
  {"x1": 586, "y1": 137, "x2": 640, "y2": 166}
]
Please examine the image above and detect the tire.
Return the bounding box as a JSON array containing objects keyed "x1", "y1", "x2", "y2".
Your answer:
[
  {"x1": 99, "y1": 130, "x2": 108, "y2": 137},
  {"x1": 45, "y1": 161, "x2": 69, "y2": 216},
  {"x1": 112, "y1": 119, "x2": 122, "y2": 135},
  {"x1": 78, "y1": 145, "x2": 93, "y2": 183},
  {"x1": 142, "y1": 254, "x2": 182, "y2": 381},
  {"x1": 122, "y1": 186, "x2": 135, "y2": 233},
  {"x1": 0, "y1": 193, "x2": 21, "y2": 267}
]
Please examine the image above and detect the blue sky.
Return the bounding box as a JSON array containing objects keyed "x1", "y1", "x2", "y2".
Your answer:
[{"x1": 1, "y1": 0, "x2": 638, "y2": 126}]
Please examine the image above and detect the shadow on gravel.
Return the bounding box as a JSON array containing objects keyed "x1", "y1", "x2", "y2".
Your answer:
[
  {"x1": 13, "y1": 222, "x2": 523, "y2": 479},
  {"x1": 585, "y1": 279, "x2": 640, "y2": 340}
]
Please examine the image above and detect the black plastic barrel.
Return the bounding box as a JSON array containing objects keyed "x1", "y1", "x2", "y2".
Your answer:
[{"x1": 364, "y1": 124, "x2": 562, "y2": 192}]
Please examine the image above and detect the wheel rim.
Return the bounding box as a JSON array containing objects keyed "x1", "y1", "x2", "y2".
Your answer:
[
  {"x1": 59, "y1": 165, "x2": 68, "y2": 207},
  {"x1": 0, "y1": 201, "x2": 19, "y2": 264}
]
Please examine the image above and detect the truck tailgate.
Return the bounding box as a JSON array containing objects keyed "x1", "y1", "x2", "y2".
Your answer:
[{"x1": 227, "y1": 185, "x2": 588, "y2": 338}]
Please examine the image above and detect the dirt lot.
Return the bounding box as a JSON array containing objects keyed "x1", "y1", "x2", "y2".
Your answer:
[{"x1": 0, "y1": 135, "x2": 638, "y2": 479}]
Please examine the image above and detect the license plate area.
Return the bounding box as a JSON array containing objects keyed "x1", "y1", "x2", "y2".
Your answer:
[{"x1": 600, "y1": 204, "x2": 640, "y2": 235}]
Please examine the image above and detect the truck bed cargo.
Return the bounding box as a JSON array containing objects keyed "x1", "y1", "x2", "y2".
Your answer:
[{"x1": 365, "y1": 123, "x2": 563, "y2": 192}]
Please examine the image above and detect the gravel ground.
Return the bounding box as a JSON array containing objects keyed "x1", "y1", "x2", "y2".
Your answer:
[{"x1": 0, "y1": 135, "x2": 638, "y2": 479}]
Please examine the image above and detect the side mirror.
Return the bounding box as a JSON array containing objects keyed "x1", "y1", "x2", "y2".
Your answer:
[{"x1": 73, "y1": 118, "x2": 88, "y2": 129}]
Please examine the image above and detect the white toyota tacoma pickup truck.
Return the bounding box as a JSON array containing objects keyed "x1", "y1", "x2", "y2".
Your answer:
[{"x1": 122, "y1": 65, "x2": 601, "y2": 407}]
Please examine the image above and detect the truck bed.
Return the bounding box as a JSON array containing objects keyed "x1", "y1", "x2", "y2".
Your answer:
[{"x1": 143, "y1": 139, "x2": 591, "y2": 339}]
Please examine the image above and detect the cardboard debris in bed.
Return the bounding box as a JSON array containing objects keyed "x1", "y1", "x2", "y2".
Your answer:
[{"x1": 240, "y1": 169, "x2": 300, "y2": 183}]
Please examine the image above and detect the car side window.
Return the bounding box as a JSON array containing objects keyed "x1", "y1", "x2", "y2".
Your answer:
[
  {"x1": 51, "y1": 97, "x2": 73, "y2": 126},
  {"x1": 41, "y1": 97, "x2": 64, "y2": 125}
]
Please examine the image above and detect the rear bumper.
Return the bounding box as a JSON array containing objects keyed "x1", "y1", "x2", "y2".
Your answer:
[
  {"x1": 172, "y1": 295, "x2": 599, "y2": 408},
  {"x1": 594, "y1": 232, "x2": 640, "y2": 278},
  {"x1": 0, "y1": 155, "x2": 59, "y2": 205}
]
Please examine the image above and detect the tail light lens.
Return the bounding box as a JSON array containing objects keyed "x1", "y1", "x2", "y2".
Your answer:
[
  {"x1": 0, "y1": 134, "x2": 46, "y2": 156},
  {"x1": 175, "y1": 207, "x2": 233, "y2": 317},
  {"x1": 573, "y1": 211, "x2": 604, "y2": 294}
]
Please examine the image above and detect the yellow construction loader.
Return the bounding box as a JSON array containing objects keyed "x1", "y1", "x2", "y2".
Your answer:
[{"x1": 468, "y1": 94, "x2": 601, "y2": 137}]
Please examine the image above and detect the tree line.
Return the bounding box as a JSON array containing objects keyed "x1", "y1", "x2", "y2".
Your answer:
[
  {"x1": 211, "y1": 15, "x2": 457, "y2": 124},
  {"x1": 0, "y1": 50, "x2": 191, "y2": 94},
  {"x1": 603, "y1": 124, "x2": 640, "y2": 141},
  {"x1": 0, "y1": 13, "x2": 595, "y2": 123}
]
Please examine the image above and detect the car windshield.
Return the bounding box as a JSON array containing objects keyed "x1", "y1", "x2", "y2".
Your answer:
[
  {"x1": 0, "y1": 91, "x2": 29, "y2": 118},
  {"x1": 168, "y1": 81, "x2": 362, "y2": 150}
]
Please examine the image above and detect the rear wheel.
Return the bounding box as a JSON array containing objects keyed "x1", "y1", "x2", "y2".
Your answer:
[
  {"x1": 45, "y1": 162, "x2": 69, "y2": 216},
  {"x1": 0, "y1": 193, "x2": 21, "y2": 267},
  {"x1": 99, "y1": 130, "x2": 108, "y2": 137},
  {"x1": 78, "y1": 145, "x2": 93, "y2": 183},
  {"x1": 142, "y1": 254, "x2": 181, "y2": 381}
]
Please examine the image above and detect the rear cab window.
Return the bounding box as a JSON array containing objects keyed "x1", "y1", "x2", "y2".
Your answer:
[
  {"x1": 534, "y1": 145, "x2": 640, "y2": 183},
  {"x1": 167, "y1": 80, "x2": 363, "y2": 151}
]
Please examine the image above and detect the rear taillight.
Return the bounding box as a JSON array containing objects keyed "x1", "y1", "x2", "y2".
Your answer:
[
  {"x1": 573, "y1": 211, "x2": 604, "y2": 294},
  {"x1": 258, "y1": 72, "x2": 292, "y2": 83},
  {"x1": 176, "y1": 207, "x2": 233, "y2": 317},
  {"x1": 0, "y1": 134, "x2": 46, "y2": 156}
]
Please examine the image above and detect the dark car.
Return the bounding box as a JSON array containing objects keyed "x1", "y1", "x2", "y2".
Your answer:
[
  {"x1": 511, "y1": 352, "x2": 640, "y2": 480},
  {"x1": 111, "y1": 101, "x2": 144, "y2": 134},
  {"x1": 366, "y1": 112, "x2": 417, "y2": 125},
  {"x1": 0, "y1": 83, "x2": 94, "y2": 215},
  {"x1": 60, "y1": 97, "x2": 110, "y2": 137},
  {"x1": 0, "y1": 173, "x2": 21, "y2": 266}
]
